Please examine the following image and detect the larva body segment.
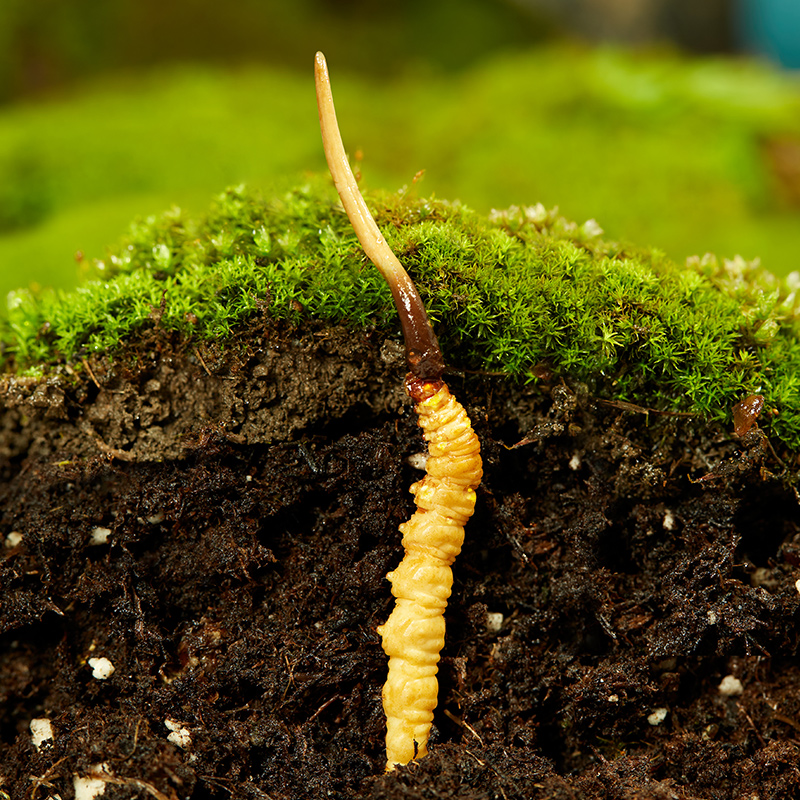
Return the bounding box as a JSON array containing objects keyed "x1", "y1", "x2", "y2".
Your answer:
[{"x1": 377, "y1": 379, "x2": 482, "y2": 770}]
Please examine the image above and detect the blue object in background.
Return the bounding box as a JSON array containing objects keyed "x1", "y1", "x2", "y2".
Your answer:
[{"x1": 736, "y1": 0, "x2": 800, "y2": 68}]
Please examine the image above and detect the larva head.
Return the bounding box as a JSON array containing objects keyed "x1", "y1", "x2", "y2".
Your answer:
[
  {"x1": 405, "y1": 375, "x2": 444, "y2": 403},
  {"x1": 314, "y1": 51, "x2": 445, "y2": 381}
]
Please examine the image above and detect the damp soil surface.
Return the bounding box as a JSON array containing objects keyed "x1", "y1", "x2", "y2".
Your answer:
[{"x1": 2, "y1": 317, "x2": 800, "y2": 799}]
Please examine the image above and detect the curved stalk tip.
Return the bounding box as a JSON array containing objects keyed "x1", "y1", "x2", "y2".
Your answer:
[{"x1": 314, "y1": 51, "x2": 445, "y2": 381}]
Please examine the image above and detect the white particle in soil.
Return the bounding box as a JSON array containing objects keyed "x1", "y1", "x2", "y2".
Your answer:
[
  {"x1": 4, "y1": 531, "x2": 22, "y2": 548},
  {"x1": 30, "y1": 717, "x2": 54, "y2": 749},
  {"x1": 73, "y1": 763, "x2": 112, "y2": 800},
  {"x1": 702, "y1": 723, "x2": 718, "y2": 740},
  {"x1": 647, "y1": 707, "x2": 668, "y2": 726},
  {"x1": 718, "y1": 674, "x2": 744, "y2": 697},
  {"x1": 662, "y1": 510, "x2": 676, "y2": 530},
  {"x1": 485, "y1": 612, "x2": 504, "y2": 632},
  {"x1": 165, "y1": 718, "x2": 193, "y2": 749},
  {"x1": 89, "y1": 527, "x2": 111, "y2": 545},
  {"x1": 751, "y1": 567, "x2": 778, "y2": 589},
  {"x1": 88, "y1": 657, "x2": 115, "y2": 680},
  {"x1": 407, "y1": 452, "x2": 428, "y2": 471},
  {"x1": 568, "y1": 453, "x2": 581, "y2": 471}
]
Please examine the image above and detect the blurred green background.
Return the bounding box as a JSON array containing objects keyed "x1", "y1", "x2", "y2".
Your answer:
[{"x1": 1, "y1": 0, "x2": 798, "y2": 306}]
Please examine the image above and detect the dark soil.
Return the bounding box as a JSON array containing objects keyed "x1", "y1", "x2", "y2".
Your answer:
[{"x1": 2, "y1": 317, "x2": 800, "y2": 799}]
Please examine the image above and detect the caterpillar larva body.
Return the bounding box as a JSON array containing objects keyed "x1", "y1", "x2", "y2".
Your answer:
[{"x1": 377, "y1": 377, "x2": 482, "y2": 769}]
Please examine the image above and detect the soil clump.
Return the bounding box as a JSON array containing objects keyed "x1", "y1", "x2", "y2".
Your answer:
[{"x1": 2, "y1": 318, "x2": 799, "y2": 799}]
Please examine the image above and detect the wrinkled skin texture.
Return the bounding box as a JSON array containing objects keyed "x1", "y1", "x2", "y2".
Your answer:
[{"x1": 378, "y1": 379, "x2": 482, "y2": 768}]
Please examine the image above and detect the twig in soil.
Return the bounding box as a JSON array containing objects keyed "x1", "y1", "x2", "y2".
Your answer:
[
  {"x1": 194, "y1": 346, "x2": 212, "y2": 376},
  {"x1": 595, "y1": 397, "x2": 696, "y2": 417},
  {"x1": 315, "y1": 51, "x2": 483, "y2": 772},
  {"x1": 93, "y1": 776, "x2": 175, "y2": 800},
  {"x1": 443, "y1": 708, "x2": 484, "y2": 744},
  {"x1": 28, "y1": 756, "x2": 70, "y2": 799},
  {"x1": 80, "y1": 420, "x2": 136, "y2": 461},
  {"x1": 82, "y1": 358, "x2": 102, "y2": 389},
  {"x1": 81, "y1": 358, "x2": 126, "y2": 394},
  {"x1": 464, "y1": 750, "x2": 510, "y2": 800},
  {"x1": 199, "y1": 774, "x2": 235, "y2": 795},
  {"x1": 771, "y1": 708, "x2": 800, "y2": 735},
  {"x1": 308, "y1": 694, "x2": 344, "y2": 722},
  {"x1": 738, "y1": 701, "x2": 767, "y2": 748}
]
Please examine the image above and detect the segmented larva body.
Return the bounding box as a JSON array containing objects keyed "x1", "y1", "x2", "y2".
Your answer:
[{"x1": 377, "y1": 376, "x2": 482, "y2": 769}]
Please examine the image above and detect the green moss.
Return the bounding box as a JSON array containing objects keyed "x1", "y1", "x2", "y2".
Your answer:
[{"x1": 3, "y1": 177, "x2": 800, "y2": 449}]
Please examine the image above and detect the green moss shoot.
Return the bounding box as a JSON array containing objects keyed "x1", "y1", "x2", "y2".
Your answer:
[{"x1": 3, "y1": 177, "x2": 800, "y2": 449}]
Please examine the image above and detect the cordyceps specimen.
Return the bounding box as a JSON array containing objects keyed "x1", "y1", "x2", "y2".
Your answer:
[{"x1": 315, "y1": 51, "x2": 483, "y2": 771}]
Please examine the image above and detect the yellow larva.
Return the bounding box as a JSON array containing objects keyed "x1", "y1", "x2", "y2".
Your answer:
[
  {"x1": 378, "y1": 377, "x2": 482, "y2": 769},
  {"x1": 314, "y1": 51, "x2": 483, "y2": 771}
]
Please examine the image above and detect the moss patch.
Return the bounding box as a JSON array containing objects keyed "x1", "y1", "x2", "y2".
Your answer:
[{"x1": 2, "y1": 177, "x2": 800, "y2": 449}]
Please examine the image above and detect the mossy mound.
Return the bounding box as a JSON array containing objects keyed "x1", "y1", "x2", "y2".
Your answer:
[{"x1": 3, "y1": 178, "x2": 800, "y2": 450}]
